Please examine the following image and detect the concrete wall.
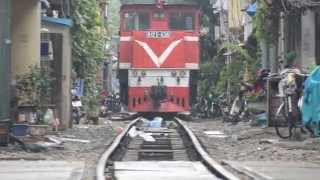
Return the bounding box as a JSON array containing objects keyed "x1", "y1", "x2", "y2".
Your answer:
[
  {"x1": 301, "y1": 10, "x2": 316, "y2": 71},
  {"x1": 41, "y1": 23, "x2": 72, "y2": 129},
  {"x1": 0, "y1": 0, "x2": 11, "y2": 121},
  {"x1": 11, "y1": 0, "x2": 41, "y2": 79}
]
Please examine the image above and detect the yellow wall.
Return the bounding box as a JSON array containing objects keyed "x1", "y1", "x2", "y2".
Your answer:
[
  {"x1": 11, "y1": 0, "x2": 40, "y2": 78},
  {"x1": 228, "y1": 0, "x2": 250, "y2": 29}
]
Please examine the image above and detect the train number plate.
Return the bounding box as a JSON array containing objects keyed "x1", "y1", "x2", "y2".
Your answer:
[{"x1": 146, "y1": 31, "x2": 170, "y2": 38}]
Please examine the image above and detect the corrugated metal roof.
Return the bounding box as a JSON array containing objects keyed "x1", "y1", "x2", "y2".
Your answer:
[
  {"x1": 120, "y1": 0, "x2": 199, "y2": 5},
  {"x1": 286, "y1": 0, "x2": 320, "y2": 8}
]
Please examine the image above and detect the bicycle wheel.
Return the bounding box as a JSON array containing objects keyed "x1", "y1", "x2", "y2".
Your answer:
[
  {"x1": 211, "y1": 103, "x2": 222, "y2": 118},
  {"x1": 274, "y1": 99, "x2": 292, "y2": 139}
]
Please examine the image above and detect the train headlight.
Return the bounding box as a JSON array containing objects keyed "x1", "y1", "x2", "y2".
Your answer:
[
  {"x1": 171, "y1": 71, "x2": 177, "y2": 77},
  {"x1": 179, "y1": 70, "x2": 186, "y2": 77},
  {"x1": 132, "y1": 70, "x2": 138, "y2": 77},
  {"x1": 141, "y1": 70, "x2": 147, "y2": 77}
]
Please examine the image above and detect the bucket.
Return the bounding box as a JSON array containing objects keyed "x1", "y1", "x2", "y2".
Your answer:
[
  {"x1": 11, "y1": 124, "x2": 28, "y2": 137},
  {"x1": 0, "y1": 120, "x2": 11, "y2": 146}
]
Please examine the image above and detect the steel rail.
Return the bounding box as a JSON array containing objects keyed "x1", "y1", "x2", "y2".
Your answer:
[
  {"x1": 96, "y1": 118, "x2": 140, "y2": 180},
  {"x1": 175, "y1": 118, "x2": 240, "y2": 180},
  {"x1": 96, "y1": 117, "x2": 240, "y2": 180}
]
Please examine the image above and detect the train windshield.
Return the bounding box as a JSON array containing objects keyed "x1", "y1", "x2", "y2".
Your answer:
[
  {"x1": 124, "y1": 12, "x2": 150, "y2": 31},
  {"x1": 169, "y1": 12, "x2": 194, "y2": 31}
]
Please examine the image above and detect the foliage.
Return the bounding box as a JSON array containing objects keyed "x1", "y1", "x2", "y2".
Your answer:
[
  {"x1": 83, "y1": 88, "x2": 101, "y2": 117},
  {"x1": 107, "y1": 0, "x2": 121, "y2": 36},
  {"x1": 253, "y1": 0, "x2": 270, "y2": 42},
  {"x1": 198, "y1": 50, "x2": 226, "y2": 96},
  {"x1": 16, "y1": 66, "x2": 54, "y2": 107},
  {"x1": 215, "y1": 44, "x2": 260, "y2": 95},
  {"x1": 198, "y1": 0, "x2": 216, "y2": 63},
  {"x1": 71, "y1": 0, "x2": 105, "y2": 115}
]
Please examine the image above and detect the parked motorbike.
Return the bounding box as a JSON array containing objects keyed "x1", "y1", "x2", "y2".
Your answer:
[
  {"x1": 100, "y1": 93, "x2": 121, "y2": 116},
  {"x1": 72, "y1": 95, "x2": 83, "y2": 124}
]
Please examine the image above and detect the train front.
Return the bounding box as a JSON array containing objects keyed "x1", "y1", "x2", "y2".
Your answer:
[{"x1": 118, "y1": 0, "x2": 200, "y2": 113}]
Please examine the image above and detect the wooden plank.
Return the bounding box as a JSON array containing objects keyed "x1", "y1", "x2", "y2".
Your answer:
[
  {"x1": 114, "y1": 161, "x2": 219, "y2": 180},
  {"x1": 0, "y1": 161, "x2": 84, "y2": 180},
  {"x1": 138, "y1": 149, "x2": 185, "y2": 153},
  {"x1": 224, "y1": 161, "x2": 320, "y2": 180}
]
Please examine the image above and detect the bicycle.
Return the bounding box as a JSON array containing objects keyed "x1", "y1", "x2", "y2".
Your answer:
[{"x1": 272, "y1": 69, "x2": 313, "y2": 139}]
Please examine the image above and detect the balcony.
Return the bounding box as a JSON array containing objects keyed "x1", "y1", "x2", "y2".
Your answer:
[{"x1": 41, "y1": 0, "x2": 70, "y2": 18}]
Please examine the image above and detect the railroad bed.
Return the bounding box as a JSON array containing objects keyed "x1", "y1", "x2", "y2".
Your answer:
[{"x1": 96, "y1": 117, "x2": 240, "y2": 180}]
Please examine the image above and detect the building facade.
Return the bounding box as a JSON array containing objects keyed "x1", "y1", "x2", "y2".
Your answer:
[{"x1": 0, "y1": 0, "x2": 11, "y2": 122}]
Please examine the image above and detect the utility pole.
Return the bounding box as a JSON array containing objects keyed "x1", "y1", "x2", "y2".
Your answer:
[
  {"x1": 219, "y1": 0, "x2": 232, "y2": 104},
  {"x1": 279, "y1": 11, "x2": 285, "y2": 70},
  {"x1": 0, "y1": 0, "x2": 11, "y2": 122}
]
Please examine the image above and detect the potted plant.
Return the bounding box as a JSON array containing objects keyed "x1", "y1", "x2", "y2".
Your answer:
[
  {"x1": 83, "y1": 89, "x2": 101, "y2": 125},
  {"x1": 15, "y1": 65, "x2": 55, "y2": 136}
]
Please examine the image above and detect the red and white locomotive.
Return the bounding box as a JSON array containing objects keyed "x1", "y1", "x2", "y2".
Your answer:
[{"x1": 118, "y1": 0, "x2": 200, "y2": 113}]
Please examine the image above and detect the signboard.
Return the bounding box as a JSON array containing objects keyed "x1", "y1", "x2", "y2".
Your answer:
[
  {"x1": 73, "y1": 79, "x2": 84, "y2": 97},
  {"x1": 146, "y1": 31, "x2": 170, "y2": 38}
]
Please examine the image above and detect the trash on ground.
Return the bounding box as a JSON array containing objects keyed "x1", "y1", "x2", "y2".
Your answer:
[
  {"x1": 149, "y1": 117, "x2": 163, "y2": 128},
  {"x1": 35, "y1": 141, "x2": 64, "y2": 149},
  {"x1": 167, "y1": 121, "x2": 178, "y2": 129},
  {"x1": 50, "y1": 136, "x2": 90, "y2": 143},
  {"x1": 128, "y1": 126, "x2": 139, "y2": 138},
  {"x1": 46, "y1": 136, "x2": 63, "y2": 145},
  {"x1": 253, "y1": 113, "x2": 268, "y2": 127},
  {"x1": 128, "y1": 126, "x2": 156, "y2": 142},
  {"x1": 204, "y1": 131, "x2": 228, "y2": 138},
  {"x1": 259, "y1": 139, "x2": 279, "y2": 144},
  {"x1": 139, "y1": 132, "x2": 156, "y2": 142},
  {"x1": 137, "y1": 118, "x2": 150, "y2": 127}
]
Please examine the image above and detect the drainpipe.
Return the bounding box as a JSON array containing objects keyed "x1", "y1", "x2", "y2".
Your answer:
[{"x1": 0, "y1": 0, "x2": 11, "y2": 122}]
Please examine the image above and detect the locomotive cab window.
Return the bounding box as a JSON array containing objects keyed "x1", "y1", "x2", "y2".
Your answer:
[
  {"x1": 169, "y1": 12, "x2": 194, "y2": 31},
  {"x1": 124, "y1": 12, "x2": 150, "y2": 31}
]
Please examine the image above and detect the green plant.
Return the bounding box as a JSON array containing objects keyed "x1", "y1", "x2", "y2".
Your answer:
[
  {"x1": 71, "y1": 0, "x2": 106, "y2": 115},
  {"x1": 16, "y1": 65, "x2": 54, "y2": 124},
  {"x1": 253, "y1": 0, "x2": 269, "y2": 42},
  {"x1": 16, "y1": 65, "x2": 53, "y2": 106}
]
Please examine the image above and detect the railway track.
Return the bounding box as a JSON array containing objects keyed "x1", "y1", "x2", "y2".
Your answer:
[{"x1": 96, "y1": 117, "x2": 240, "y2": 180}]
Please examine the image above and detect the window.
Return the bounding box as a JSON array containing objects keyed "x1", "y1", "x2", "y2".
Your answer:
[
  {"x1": 124, "y1": 12, "x2": 150, "y2": 31},
  {"x1": 169, "y1": 12, "x2": 194, "y2": 31},
  {"x1": 153, "y1": 12, "x2": 165, "y2": 21}
]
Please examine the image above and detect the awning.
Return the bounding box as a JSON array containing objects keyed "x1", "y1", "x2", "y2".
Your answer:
[{"x1": 42, "y1": 16, "x2": 73, "y2": 27}]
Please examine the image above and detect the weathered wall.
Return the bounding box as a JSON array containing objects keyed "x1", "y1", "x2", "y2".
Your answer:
[
  {"x1": 41, "y1": 23, "x2": 72, "y2": 129},
  {"x1": 301, "y1": 10, "x2": 316, "y2": 70},
  {"x1": 0, "y1": 0, "x2": 11, "y2": 121},
  {"x1": 11, "y1": 0, "x2": 41, "y2": 78}
]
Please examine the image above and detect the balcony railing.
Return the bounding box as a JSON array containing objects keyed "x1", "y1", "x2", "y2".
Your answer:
[{"x1": 41, "y1": 0, "x2": 70, "y2": 18}]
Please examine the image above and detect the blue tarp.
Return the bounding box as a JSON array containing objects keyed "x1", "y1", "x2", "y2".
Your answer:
[
  {"x1": 246, "y1": 2, "x2": 257, "y2": 16},
  {"x1": 302, "y1": 66, "x2": 320, "y2": 126}
]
